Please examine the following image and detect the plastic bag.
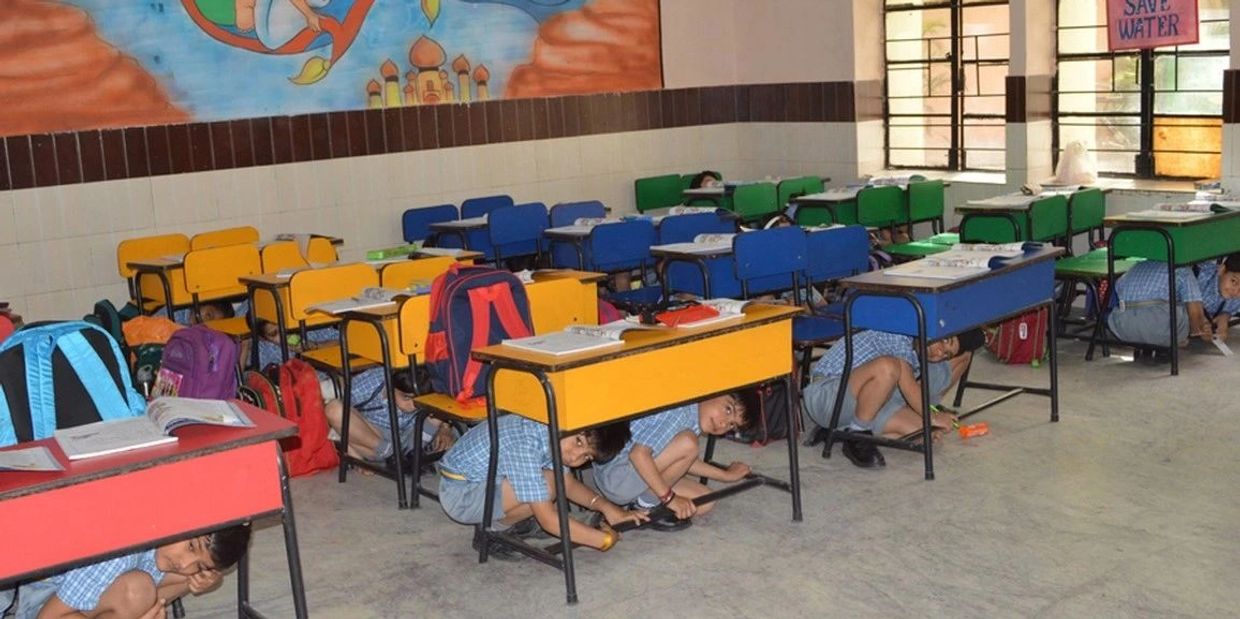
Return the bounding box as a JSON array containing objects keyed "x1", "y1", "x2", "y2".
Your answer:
[{"x1": 1053, "y1": 141, "x2": 1097, "y2": 185}]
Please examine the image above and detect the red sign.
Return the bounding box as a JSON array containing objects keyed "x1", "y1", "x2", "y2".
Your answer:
[{"x1": 1107, "y1": 0, "x2": 1199, "y2": 51}]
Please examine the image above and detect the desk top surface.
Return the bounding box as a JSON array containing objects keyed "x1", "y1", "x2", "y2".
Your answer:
[
  {"x1": 472, "y1": 304, "x2": 801, "y2": 372},
  {"x1": 337, "y1": 269, "x2": 606, "y2": 321},
  {"x1": 842, "y1": 246, "x2": 1064, "y2": 293},
  {"x1": 430, "y1": 217, "x2": 488, "y2": 229},
  {"x1": 649, "y1": 244, "x2": 734, "y2": 259},
  {"x1": 1104, "y1": 208, "x2": 1240, "y2": 228},
  {"x1": 127, "y1": 257, "x2": 184, "y2": 271},
  {"x1": 239, "y1": 272, "x2": 295, "y2": 287},
  {"x1": 412, "y1": 248, "x2": 485, "y2": 260},
  {"x1": 0, "y1": 403, "x2": 295, "y2": 501}
]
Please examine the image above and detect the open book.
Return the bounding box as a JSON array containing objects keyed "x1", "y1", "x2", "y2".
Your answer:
[
  {"x1": 55, "y1": 398, "x2": 254, "y2": 461},
  {"x1": 883, "y1": 248, "x2": 1020, "y2": 280},
  {"x1": 416, "y1": 247, "x2": 469, "y2": 257},
  {"x1": 573, "y1": 217, "x2": 610, "y2": 226},
  {"x1": 1154, "y1": 202, "x2": 1212, "y2": 213},
  {"x1": 0, "y1": 446, "x2": 64, "y2": 472},
  {"x1": 1119, "y1": 209, "x2": 1213, "y2": 222},
  {"x1": 310, "y1": 287, "x2": 408, "y2": 315},
  {"x1": 949, "y1": 242, "x2": 1034, "y2": 257},
  {"x1": 501, "y1": 320, "x2": 657, "y2": 356},
  {"x1": 658, "y1": 298, "x2": 753, "y2": 328},
  {"x1": 651, "y1": 233, "x2": 737, "y2": 255},
  {"x1": 667, "y1": 206, "x2": 718, "y2": 215}
]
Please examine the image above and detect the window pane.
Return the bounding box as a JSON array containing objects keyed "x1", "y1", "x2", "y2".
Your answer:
[
  {"x1": 1058, "y1": 0, "x2": 1105, "y2": 28},
  {"x1": 1154, "y1": 117, "x2": 1222, "y2": 178},
  {"x1": 1153, "y1": 55, "x2": 1227, "y2": 92},
  {"x1": 964, "y1": 94, "x2": 1005, "y2": 116},
  {"x1": 1058, "y1": 92, "x2": 1140, "y2": 114},
  {"x1": 1058, "y1": 116, "x2": 1141, "y2": 175},
  {"x1": 1058, "y1": 26, "x2": 1106, "y2": 54},
  {"x1": 1058, "y1": 59, "x2": 1112, "y2": 93},
  {"x1": 1155, "y1": 92, "x2": 1223, "y2": 116}
]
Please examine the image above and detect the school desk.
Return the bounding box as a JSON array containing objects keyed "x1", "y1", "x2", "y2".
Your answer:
[
  {"x1": 0, "y1": 403, "x2": 307, "y2": 619},
  {"x1": 650, "y1": 241, "x2": 739, "y2": 299},
  {"x1": 542, "y1": 221, "x2": 618, "y2": 270},
  {"x1": 470, "y1": 304, "x2": 803, "y2": 604},
  {"x1": 790, "y1": 187, "x2": 864, "y2": 225},
  {"x1": 127, "y1": 256, "x2": 189, "y2": 318},
  {"x1": 332, "y1": 270, "x2": 606, "y2": 508},
  {"x1": 428, "y1": 216, "x2": 491, "y2": 256},
  {"x1": 958, "y1": 192, "x2": 1074, "y2": 244},
  {"x1": 1095, "y1": 209, "x2": 1240, "y2": 375},
  {"x1": 824, "y1": 246, "x2": 1064, "y2": 480},
  {"x1": 410, "y1": 247, "x2": 484, "y2": 262}
]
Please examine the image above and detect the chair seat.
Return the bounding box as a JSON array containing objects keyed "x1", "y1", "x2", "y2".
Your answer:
[
  {"x1": 203, "y1": 316, "x2": 250, "y2": 338},
  {"x1": 793, "y1": 315, "x2": 844, "y2": 345},
  {"x1": 412, "y1": 393, "x2": 489, "y2": 423},
  {"x1": 301, "y1": 345, "x2": 379, "y2": 374},
  {"x1": 1055, "y1": 249, "x2": 1144, "y2": 279}
]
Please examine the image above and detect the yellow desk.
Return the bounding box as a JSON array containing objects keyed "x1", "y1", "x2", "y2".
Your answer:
[
  {"x1": 127, "y1": 257, "x2": 189, "y2": 317},
  {"x1": 471, "y1": 304, "x2": 802, "y2": 604}
]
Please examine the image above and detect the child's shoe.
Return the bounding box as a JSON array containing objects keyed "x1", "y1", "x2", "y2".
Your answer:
[{"x1": 841, "y1": 431, "x2": 886, "y2": 469}]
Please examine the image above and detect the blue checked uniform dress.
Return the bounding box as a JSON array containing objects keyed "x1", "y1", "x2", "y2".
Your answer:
[
  {"x1": 349, "y1": 367, "x2": 414, "y2": 438},
  {"x1": 812, "y1": 330, "x2": 922, "y2": 379},
  {"x1": 440, "y1": 415, "x2": 558, "y2": 503},
  {"x1": 1196, "y1": 262, "x2": 1240, "y2": 317},
  {"x1": 1114, "y1": 261, "x2": 1202, "y2": 305},
  {"x1": 609, "y1": 405, "x2": 699, "y2": 462},
  {"x1": 30, "y1": 550, "x2": 163, "y2": 613}
]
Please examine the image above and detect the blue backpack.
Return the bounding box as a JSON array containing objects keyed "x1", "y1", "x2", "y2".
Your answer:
[
  {"x1": 0, "y1": 321, "x2": 147, "y2": 447},
  {"x1": 425, "y1": 264, "x2": 534, "y2": 403}
]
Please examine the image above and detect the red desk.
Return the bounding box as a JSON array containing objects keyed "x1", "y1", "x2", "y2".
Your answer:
[{"x1": 0, "y1": 403, "x2": 307, "y2": 619}]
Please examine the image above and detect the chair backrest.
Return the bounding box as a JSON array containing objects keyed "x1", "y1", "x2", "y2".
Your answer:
[
  {"x1": 287, "y1": 263, "x2": 378, "y2": 322},
  {"x1": 260, "y1": 238, "x2": 338, "y2": 273},
  {"x1": 190, "y1": 226, "x2": 260, "y2": 250},
  {"x1": 658, "y1": 212, "x2": 736, "y2": 244},
  {"x1": 183, "y1": 244, "x2": 262, "y2": 300},
  {"x1": 1028, "y1": 194, "x2": 1070, "y2": 242},
  {"x1": 907, "y1": 180, "x2": 945, "y2": 223},
  {"x1": 777, "y1": 176, "x2": 825, "y2": 206},
  {"x1": 461, "y1": 194, "x2": 514, "y2": 219},
  {"x1": 396, "y1": 294, "x2": 433, "y2": 362},
  {"x1": 525, "y1": 276, "x2": 598, "y2": 334},
  {"x1": 489, "y1": 202, "x2": 549, "y2": 259},
  {"x1": 732, "y1": 182, "x2": 779, "y2": 222},
  {"x1": 634, "y1": 174, "x2": 683, "y2": 213},
  {"x1": 117, "y1": 233, "x2": 190, "y2": 279},
  {"x1": 379, "y1": 256, "x2": 455, "y2": 289},
  {"x1": 589, "y1": 219, "x2": 656, "y2": 273},
  {"x1": 549, "y1": 201, "x2": 607, "y2": 227},
  {"x1": 402, "y1": 204, "x2": 459, "y2": 243},
  {"x1": 856, "y1": 185, "x2": 907, "y2": 228},
  {"x1": 733, "y1": 227, "x2": 808, "y2": 298},
  {"x1": 806, "y1": 225, "x2": 871, "y2": 284},
  {"x1": 1069, "y1": 188, "x2": 1106, "y2": 233}
]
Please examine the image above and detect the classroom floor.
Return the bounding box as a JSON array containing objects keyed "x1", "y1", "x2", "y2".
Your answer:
[{"x1": 183, "y1": 339, "x2": 1240, "y2": 618}]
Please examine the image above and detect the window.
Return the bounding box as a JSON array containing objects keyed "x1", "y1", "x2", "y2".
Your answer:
[
  {"x1": 884, "y1": 0, "x2": 1010, "y2": 171},
  {"x1": 1056, "y1": 0, "x2": 1229, "y2": 179}
]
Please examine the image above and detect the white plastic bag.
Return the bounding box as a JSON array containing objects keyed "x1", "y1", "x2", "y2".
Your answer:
[{"x1": 1053, "y1": 141, "x2": 1097, "y2": 185}]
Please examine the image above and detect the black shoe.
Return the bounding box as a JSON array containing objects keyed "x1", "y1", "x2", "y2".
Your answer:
[
  {"x1": 643, "y1": 505, "x2": 692, "y2": 532},
  {"x1": 841, "y1": 431, "x2": 886, "y2": 469},
  {"x1": 507, "y1": 517, "x2": 539, "y2": 537},
  {"x1": 472, "y1": 532, "x2": 525, "y2": 562},
  {"x1": 804, "y1": 427, "x2": 829, "y2": 448}
]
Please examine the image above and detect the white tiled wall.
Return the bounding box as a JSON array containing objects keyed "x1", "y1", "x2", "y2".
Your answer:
[{"x1": 4, "y1": 124, "x2": 745, "y2": 320}]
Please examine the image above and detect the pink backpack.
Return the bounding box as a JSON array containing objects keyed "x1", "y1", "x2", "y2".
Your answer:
[
  {"x1": 152, "y1": 325, "x2": 239, "y2": 399},
  {"x1": 986, "y1": 308, "x2": 1049, "y2": 365}
]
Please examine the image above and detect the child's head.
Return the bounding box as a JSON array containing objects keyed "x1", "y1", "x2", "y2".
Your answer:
[
  {"x1": 691, "y1": 170, "x2": 722, "y2": 189},
  {"x1": 560, "y1": 421, "x2": 631, "y2": 467},
  {"x1": 155, "y1": 524, "x2": 250, "y2": 576},
  {"x1": 256, "y1": 319, "x2": 280, "y2": 343},
  {"x1": 390, "y1": 370, "x2": 419, "y2": 413},
  {"x1": 697, "y1": 391, "x2": 756, "y2": 436},
  {"x1": 926, "y1": 336, "x2": 961, "y2": 362},
  {"x1": 1219, "y1": 253, "x2": 1240, "y2": 298},
  {"x1": 193, "y1": 301, "x2": 235, "y2": 324}
]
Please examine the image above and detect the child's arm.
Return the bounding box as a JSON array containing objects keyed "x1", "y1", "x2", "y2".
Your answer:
[
  {"x1": 290, "y1": 0, "x2": 323, "y2": 31},
  {"x1": 895, "y1": 360, "x2": 955, "y2": 430},
  {"x1": 527, "y1": 476, "x2": 615, "y2": 550},
  {"x1": 1187, "y1": 301, "x2": 1213, "y2": 339},
  {"x1": 687, "y1": 459, "x2": 750, "y2": 482},
  {"x1": 629, "y1": 444, "x2": 696, "y2": 519},
  {"x1": 1215, "y1": 313, "x2": 1231, "y2": 340}
]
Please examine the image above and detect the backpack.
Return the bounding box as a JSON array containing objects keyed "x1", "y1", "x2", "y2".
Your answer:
[
  {"x1": 733, "y1": 381, "x2": 795, "y2": 445},
  {"x1": 152, "y1": 325, "x2": 239, "y2": 399},
  {"x1": 986, "y1": 308, "x2": 1049, "y2": 365},
  {"x1": 425, "y1": 264, "x2": 534, "y2": 403},
  {"x1": 241, "y1": 369, "x2": 280, "y2": 413},
  {"x1": 0, "y1": 321, "x2": 147, "y2": 447},
  {"x1": 273, "y1": 359, "x2": 338, "y2": 477},
  {"x1": 83, "y1": 300, "x2": 126, "y2": 353}
]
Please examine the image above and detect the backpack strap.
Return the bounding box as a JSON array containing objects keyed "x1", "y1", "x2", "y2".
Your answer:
[
  {"x1": 0, "y1": 385, "x2": 15, "y2": 447},
  {"x1": 24, "y1": 328, "x2": 61, "y2": 440},
  {"x1": 457, "y1": 282, "x2": 533, "y2": 402},
  {"x1": 58, "y1": 330, "x2": 144, "y2": 422}
]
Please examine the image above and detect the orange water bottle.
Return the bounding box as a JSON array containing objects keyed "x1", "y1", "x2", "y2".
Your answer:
[{"x1": 958, "y1": 422, "x2": 989, "y2": 439}]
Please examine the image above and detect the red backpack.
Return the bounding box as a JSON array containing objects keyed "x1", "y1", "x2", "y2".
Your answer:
[
  {"x1": 425, "y1": 264, "x2": 533, "y2": 404},
  {"x1": 246, "y1": 359, "x2": 338, "y2": 477},
  {"x1": 986, "y1": 308, "x2": 1049, "y2": 365}
]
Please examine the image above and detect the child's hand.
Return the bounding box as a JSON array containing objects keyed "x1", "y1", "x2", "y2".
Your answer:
[
  {"x1": 1215, "y1": 315, "x2": 1230, "y2": 340},
  {"x1": 139, "y1": 599, "x2": 167, "y2": 619},
  {"x1": 188, "y1": 569, "x2": 220, "y2": 594},
  {"x1": 720, "y1": 461, "x2": 751, "y2": 482},
  {"x1": 666, "y1": 494, "x2": 697, "y2": 519},
  {"x1": 431, "y1": 424, "x2": 455, "y2": 452},
  {"x1": 602, "y1": 504, "x2": 649, "y2": 527}
]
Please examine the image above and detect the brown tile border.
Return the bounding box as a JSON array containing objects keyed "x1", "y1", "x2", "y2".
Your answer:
[
  {"x1": 1, "y1": 82, "x2": 888, "y2": 192},
  {"x1": 1225, "y1": 69, "x2": 1240, "y2": 124},
  {"x1": 1007, "y1": 75, "x2": 1052, "y2": 123}
]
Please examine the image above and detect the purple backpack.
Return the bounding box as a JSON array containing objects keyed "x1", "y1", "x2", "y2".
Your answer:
[{"x1": 152, "y1": 325, "x2": 239, "y2": 399}]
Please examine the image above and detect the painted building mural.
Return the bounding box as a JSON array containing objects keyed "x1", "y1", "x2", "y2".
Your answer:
[{"x1": 0, "y1": 0, "x2": 662, "y2": 137}]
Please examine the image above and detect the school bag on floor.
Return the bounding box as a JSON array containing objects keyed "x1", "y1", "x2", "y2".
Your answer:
[
  {"x1": 0, "y1": 321, "x2": 147, "y2": 447},
  {"x1": 733, "y1": 380, "x2": 796, "y2": 445},
  {"x1": 273, "y1": 359, "x2": 338, "y2": 477},
  {"x1": 986, "y1": 308, "x2": 1049, "y2": 365},
  {"x1": 152, "y1": 325, "x2": 239, "y2": 399},
  {"x1": 425, "y1": 264, "x2": 534, "y2": 403}
]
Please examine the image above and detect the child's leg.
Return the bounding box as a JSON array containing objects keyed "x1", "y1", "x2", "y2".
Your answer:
[
  {"x1": 846, "y1": 357, "x2": 903, "y2": 429},
  {"x1": 1108, "y1": 304, "x2": 1190, "y2": 347},
  {"x1": 323, "y1": 400, "x2": 382, "y2": 460},
  {"x1": 497, "y1": 478, "x2": 533, "y2": 526},
  {"x1": 877, "y1": 361, "x2": 955, "y2": 438},
  {"x1": 87, "y1": 570, "x2": 159, "y2": 618}
]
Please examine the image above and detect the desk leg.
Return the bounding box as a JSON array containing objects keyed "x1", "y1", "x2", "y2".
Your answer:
[
  {"x1": 279, "y1": 453, "x2": 310, "y2": 619},
  {"x1": 1166, "y1": 246, "x2": 1179, "y2": 376},
  {"x1": 536, "y1": 370, "x2": 578, "y2": 605},
  {"x1": 272, "y1": 291, "x2": 291, "y2": 364},
  {"x1": 1046, "y1": 300, "x2": 1060, "y2": 422},
  {"x1": 783, "y1": 373, "x2": 802, "y2": 521},
  {"x1": 822, "y1": 307, "x2": 854, "y2": 460},
  {"x1": 158, "y1": 272, "x2": 175, "y2": 320},
  {"x1": 479, "y1": 381, "x2": 500, "y2": 565},
  {"x1": 915, "y1": 336, "x2": 934, "y2": 482}
]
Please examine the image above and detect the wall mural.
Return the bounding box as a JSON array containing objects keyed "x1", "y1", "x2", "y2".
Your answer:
[{"x1": 0, "y1": 0, "x2": 662, "y2": 137}]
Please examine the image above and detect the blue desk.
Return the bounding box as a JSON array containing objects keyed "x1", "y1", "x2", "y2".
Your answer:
[
  {"x1": 825, "y1": 246, "x2": 1063, "y2": 479},
  {"x1": 428, "y1": 217, "x2": 493, "y2": 259}
]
